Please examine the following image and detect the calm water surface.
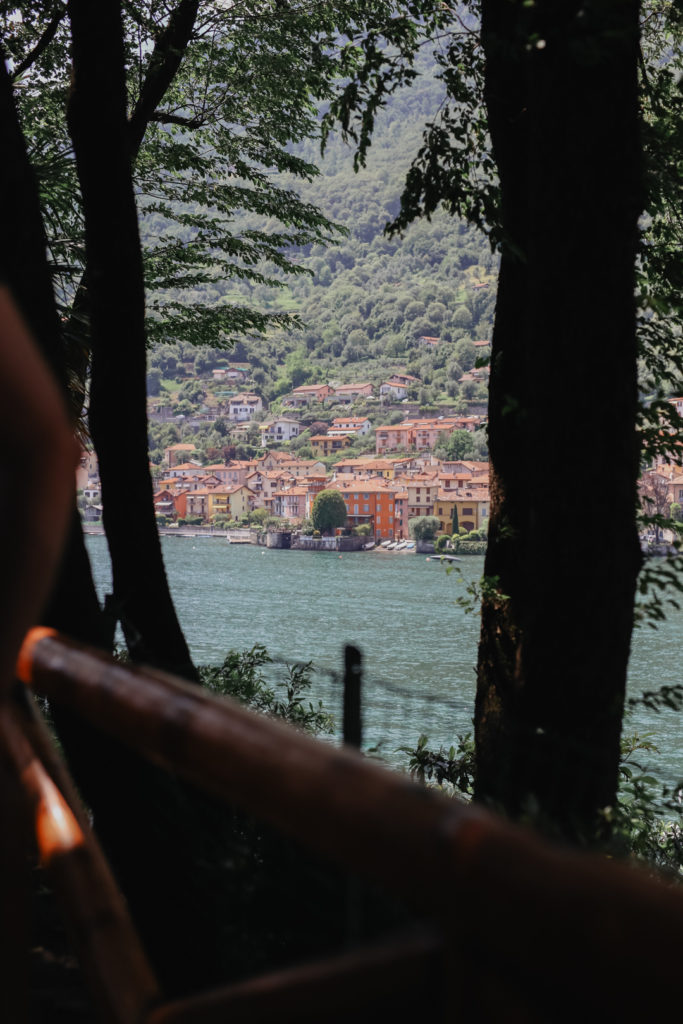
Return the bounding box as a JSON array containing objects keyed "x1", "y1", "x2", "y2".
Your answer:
[{"x1": 85, "y1": 535, "x2": 683, "y2": 780}]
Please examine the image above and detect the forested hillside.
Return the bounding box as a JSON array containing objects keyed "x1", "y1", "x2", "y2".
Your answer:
[{"x1": 146, "y1": 51, "x2": 497, "y2": 409}]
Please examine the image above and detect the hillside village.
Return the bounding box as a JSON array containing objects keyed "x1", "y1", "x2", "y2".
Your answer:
[
  {"x1": 79, "y1": 349, "x2": 492, "y2": 543},
  {"x1": 78, "y1": 355, "x2": 683, "y2": 548}
]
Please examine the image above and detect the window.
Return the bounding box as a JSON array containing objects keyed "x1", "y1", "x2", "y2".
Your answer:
[
  {"x1": 363, "y1": 493, "x2": 369, "y2": 500},
  {"x1": 463, "y1": 507, "x2": 473, "y2": 516},
  {"x1": 354, "y1": 504, "x2": 359, "y2": 514},
  {"x1": 363, "y1": 504, "x2": 369, "y2": 513},
  {"x1": 389, "y1": 516, "x2": 393, "y2": 523}
]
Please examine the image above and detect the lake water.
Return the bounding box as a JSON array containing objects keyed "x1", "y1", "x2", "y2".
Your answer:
[{"x1": 85, "y1": 535, "x2": 683, "y2": 782}]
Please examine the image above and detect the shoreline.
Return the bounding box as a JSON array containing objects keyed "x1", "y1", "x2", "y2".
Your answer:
[{"x1": 81, "y1": 525, "x2": 489, "y2": 557}]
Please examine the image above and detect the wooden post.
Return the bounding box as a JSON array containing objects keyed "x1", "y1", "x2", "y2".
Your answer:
[
  {"x1": 342, "y1": 646, "x2": 363, "y2": 941},
  {"x1": 342, "y1": 644, "x2": 362, "y2": 749}
]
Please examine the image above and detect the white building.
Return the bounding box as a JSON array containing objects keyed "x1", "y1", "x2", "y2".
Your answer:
[
  {"x1": 259, "y1": 417, "x2": 301, "y2": 445},
  {"x1": 328, "y1": 416, "x2": 372, "y2": 437},
  {"x1": 228, "y1": 392, "x2": 263, "y2": 422}
]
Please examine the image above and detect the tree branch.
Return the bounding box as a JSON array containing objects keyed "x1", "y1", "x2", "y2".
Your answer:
[
  {"x1": 148, "y1": 110, "x2": 205, "y2": 129},
  {"x1": 10, "y1": 3, "x2": 67, "y2": 81},
  {"x1": 127, "y1": 0, "x2": 200, "y2": 159}
]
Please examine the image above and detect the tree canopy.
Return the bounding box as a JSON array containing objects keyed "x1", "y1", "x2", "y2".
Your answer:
[
  {"x1": 408, "y1": 515, "x2": 440, "y2": 541},
  {"x1": 312, "y1": 489, "x2": 348, "y2": 535}
]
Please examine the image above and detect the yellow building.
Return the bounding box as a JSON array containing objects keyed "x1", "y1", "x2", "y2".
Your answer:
[
  {"x1": 207, "y1": 485, "x2": 254, "y2": 522},
  {"x1": 310, "y1": 434, "x2": 353, "y2": 458},
  {"x1": 433, "y1": 490, "x2": 489, "y2": 534}
]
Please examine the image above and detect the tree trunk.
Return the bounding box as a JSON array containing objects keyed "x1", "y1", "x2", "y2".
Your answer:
[
  {"x1": 475, "y1": 0, "x2": 642, "y2": 841},
  {"x1": 61, "y1": 3, "x2": 235, "y2": 994},
  {"x1": 0, "y1": 48, "x2": 104, "y2": 647},
  {"x1": 67, "y1": 0, "x2": 196, "y2": 680}
]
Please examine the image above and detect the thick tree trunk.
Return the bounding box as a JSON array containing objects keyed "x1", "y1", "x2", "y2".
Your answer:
[
  {"x1": 61, "y1": 3, "x2": 232, "y2": 995},
  {"x1": 0, "y1": 49, "x2": 104, "y2": 647},
  {"x1": 67, "y1": 0, "x2": 196, "y2": 680},
  {"x1": 475, "y1": 0, "x2": 642, "y2": 841}
]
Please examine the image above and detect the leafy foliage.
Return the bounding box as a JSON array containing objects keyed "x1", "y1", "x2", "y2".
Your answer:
[
  {"x1": 608, "y1": 728, "x2": 683, "y2": 876},
  {"x1": 632, "y1": 3, "x2": 683, "y2": 623},
  {"x1": 311, "y1": 488, "x2": 348, "y2": 534},
  {"x1": 404, "y1": 708, "x2": 683, "y2": 877},
  {"x1": 200, "y1": 643, "x2": 333, "y2": 735},
  {"x1": 408, "y1": 514, "x2": 440, "y2": 540},
  {"x1": 9, "y1": 2, "x2": 462, "y2": 390},
  {"x1": 321, "y1": 1, "x2": 499, "y2": 240},
  {"x1": 451, "y1": 572, "x2": 507, "y2": 614},
  {"x1": 399, "y1": 732, "x2": 476, "y2": 796}
]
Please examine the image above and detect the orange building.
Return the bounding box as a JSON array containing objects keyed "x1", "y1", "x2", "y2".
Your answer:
[{"x1": 331, "y1": 480, "x2": 402, "y2": 541}]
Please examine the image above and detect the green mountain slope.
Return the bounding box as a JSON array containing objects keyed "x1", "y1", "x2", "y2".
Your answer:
[{"x1": 149, "y1": 52, "x2": 496, "y2": 408}]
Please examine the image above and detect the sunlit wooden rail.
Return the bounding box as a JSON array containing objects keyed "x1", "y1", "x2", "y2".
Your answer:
[{"x1": 5, "y1": 627, "x2": 683, "y2": 1022}]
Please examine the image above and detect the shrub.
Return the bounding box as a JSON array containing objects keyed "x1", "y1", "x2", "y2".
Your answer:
[
  {"x1": 400, "y1": 733, "x2": 476, "y2": 797},
  {"x1": 457, "y1": 540, "x2": 487, "y2": 555},
  {"x1": 199, "y1": 644, "x2": 333, "y2": 735},
  {"x1": 408, "y1": 515, "x2": 441, "y2": 541}
]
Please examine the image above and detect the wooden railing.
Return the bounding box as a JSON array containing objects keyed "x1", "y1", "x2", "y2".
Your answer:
[{"x1": 4, "y1": 627, "x2": 683, "y2": 1021}]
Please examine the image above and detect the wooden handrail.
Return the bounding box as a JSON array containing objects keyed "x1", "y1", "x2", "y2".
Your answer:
[
  {"x1": 16, "y1": 628, "x2": 495, "y2": 909},
  {"x1": 17, "y1": 628, "x2": 683, "y2": 1019}
]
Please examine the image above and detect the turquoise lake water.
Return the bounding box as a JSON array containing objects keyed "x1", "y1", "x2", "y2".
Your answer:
[{"x1": 85, "y1": 535, "x2": 683, "y2": 782}]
